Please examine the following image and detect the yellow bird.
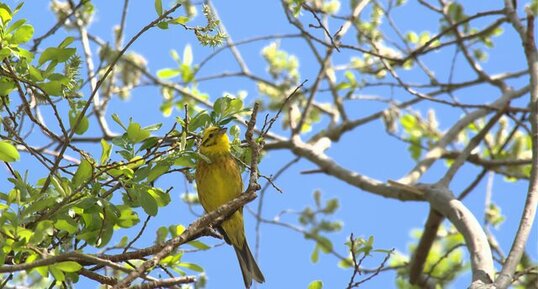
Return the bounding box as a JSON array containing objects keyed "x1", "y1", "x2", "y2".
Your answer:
[{"x1": 195, "y1": 126, "x2": 265, "y2": 288}]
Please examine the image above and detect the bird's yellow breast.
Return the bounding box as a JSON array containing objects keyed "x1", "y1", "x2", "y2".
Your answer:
[{"x1": 195, "y1": 154, "x2": 243, "y2": 212}]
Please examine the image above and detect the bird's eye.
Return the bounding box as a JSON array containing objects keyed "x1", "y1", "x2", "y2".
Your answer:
[{"x1": 208, "y1": 133, "x2": 214, "y2": 138}]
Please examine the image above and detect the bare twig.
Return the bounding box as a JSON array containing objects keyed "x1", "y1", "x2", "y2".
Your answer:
[
  {"x1": 302, "y1": 3, "x2": 340, "y2": 51},
  {"x1": 254, "y1": 156, "x2": 300, "y2": 259},
  {"x1": 261, "y1": 79, "x2": 307, "y2": 137},
  {"x1": 123, "y1": 216, "x2": 151, "y2": 254},
  {"x1": 31, "y1": 0, "x2": 90, "y2": 51}
]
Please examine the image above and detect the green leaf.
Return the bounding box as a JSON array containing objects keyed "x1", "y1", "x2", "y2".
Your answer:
[
  {"x1": 156, "y1": 226, "x2": 168, "y2": 243},
  {"x1": 408, "y1": 137, "x2": 422, "y2": 160},
  {"x1": 179, "y1": 262, "x2": 204, "y2": 272},
  {"x1": 308, "y1": 280, "x2": 323, "y2": 289},
  {"x1": 111, "y1": 113, "x2": 127, "y2": 130},
  {"x1": 97, "y1": 221, "x2": 114, "y2": 248},
  {"x1": 183, "y1": 44, "x2": 193, "y2": 66},
  {"x1": 116, "y1": 236, "x2": 129, "y2": 248},
  {"x1": 180, "y1": 64, "x2": 194, "y2": 83},
  {"x1": 157, "y1": 21, "x2": 169, "y2": 29},
  {"x1": 473, "y1": 49, "x2": 488, "y2": 62},
  {"x1": 55, "y1": 261, "x2": 82, "y2": 272},
  {"x1": 171, "y1": 16, "x2": 189, "y2": 24},
  {"x1": 28, "y1": 65, "x2": 44, "y2": 81},
  {"x1": 139, "y1": 136, "x2": 159, "y2": 151},
  {"x1": 188, "y1": 111, "x2": 211, "y2": 130},
  {"x1": 100, "y1": 139, "x2": 112, "y2": 165},
  {"x1": 0, "y1": 48, "x2": 10, "y2": 61},
  {"x1": 38, "y1": 47, "x2": 76, "y2": 66},
  {"x1": 316, "y1": 236, "x2": 333, "y2": 253},
  {"x1": 344, "y1": 71, "x2": 357, "y2": 87},
  {"x1": 174, "y1": 155, "x2": 196, "y2": 167},
  {"x1": 11, "y1": 24, "x2": 33, "y2": 44},
  {"x1": 7, "y1": 19, "x2": 25, "y2": 33},
  {"x1": 313, "y1": 190, "x2": 321, "y2": 207},
  {"x1": 51, "y1": 176, "x2": 67, "y2": 196},
  {"x1": 161, "y1": 253, "x2": 183, "y2": 266},
  {"x1": 49, "y1": 266, "x2": 65, "y2": 282},
  {"x1": 418, "y1": 31, "x2": 430, "y2": 46},
  {"x1": 22, "y1": 198, "x2": 55, "y2": 217},
  {"x1": 229, "y1": 98, "x2": 243, "y2": 112},
  {"x1": 169, "y1": 224, "x2": 185, "y2": 236},
  {"x1": 406, "y1": 31, "x2": 418, "y2": 43},
  {"x1": 148, "y1": 188, "x2": 171, "y2": 207},
  {"x1": 195, "y1": 151, "x2": 211, "y2": 164},
  {"x1": 140, "y1": 190, "x2": 158, "y2": 216},
  {"x1": 229, "y1": 125, "x2": 240, "y2": 139},
  {"x1": 338, "y1": 258, "x2": 353, "y2": 269},
  {"x1": 0, "y1": 80, "x2": 15, "y2": 95},
  {"x1": 143, "y1": 123, "x2": 162, "y2": 132},
  {"x1": 54, "y1": 218, "x2": 78, "y2": 234},
  {"x1": 147, "y1": 164, "x2": 170, "y2": 182},
  {"x1": 170, "y1": 49, "x2": 180, "y2": 62},
  {"x1": 15, "y1": 47, "x2": 33, "y2": 60},
  {"x1": 0, "y1": 5, "x2": 12, "y2": 24},
  {"x1": 373, "y1": 249, "x2": 393, "y2": 254},
  {"x1": 117, "y1": 205, "x2": 140, "y2": 228},
  {"x1": 40, "y1": 81, "x2": 63, "y2": 96},
  {"x1": 69, "y1": 110, "x2": 90, "y2": 135},
  {"x1": 154, "y1": 0, "x2": 163, "y2": 16},
  {"x1": 400, "y1": 114, "x2": 416, "y2": 130},
  {"x1": 161, "y1": 101, "x2": 173, "y2": 117},
  {"x1": 213, "y1": 97, "x2": 229, "y2": 114},
  {"x1": 34, "y1": 266, "x2": 48, "y2": 278},
  {"x1": 0, "y1": 141, "x2": 20, "y2": 162},
  {"x1": 311, "y1": 244, "x2": 320, "y2": 263},
  {"x1": 188, "y1": 240, "x2": 210, "y2": 250},
  {"x1": 447, "y1": 2, "x2": 464, "y2": 21},
  {"x1": 324, "y1": 199, "x2": 339, "y2": 214},
  {"x1": 179, "y1": 129, "x2": 187, "y2": 151},
  {"x1": 218, "y1": 116, "x2": 236, "y2": 126},
  {"x1": 157, "y1": 68, "x2": 180, "y2": 79},
  {"x1": 127, "y1": 122, "x2": 150, "y2": 143},
  {"x1": 72, "y1": 158, "x2": 93, "y2": 188},
  {"x1": 59, "y1": 36, "x2": 75, "y2": 48}
]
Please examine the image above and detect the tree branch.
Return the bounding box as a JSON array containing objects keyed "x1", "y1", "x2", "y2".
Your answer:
[{"x1": 495, "y1": 3, "x2": 538, "y2": 288}]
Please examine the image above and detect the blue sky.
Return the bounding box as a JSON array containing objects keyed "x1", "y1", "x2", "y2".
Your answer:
[{"x1": 3, "y1": 0, "x2": 538, "y2": 288}]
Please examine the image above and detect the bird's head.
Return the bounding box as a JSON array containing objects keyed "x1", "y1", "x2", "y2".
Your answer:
[{"x1": 199, "y1": 126, "x2": 230, "y2": 155}]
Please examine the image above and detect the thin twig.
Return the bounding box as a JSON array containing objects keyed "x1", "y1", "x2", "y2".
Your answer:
[
  {"x1": 123, "y1": 215, "x2": 151, "y2": 254},
  {"x1": 261, "y1": 79, "x2": 307, "y2": 137},
  {"x1": 302, "y1": 3, "x2": 340, "y2": 51}
]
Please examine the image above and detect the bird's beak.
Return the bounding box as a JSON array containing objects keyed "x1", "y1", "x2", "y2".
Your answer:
[{"x1": 218, "y1": 127, "x2": 227, "y2": 135}]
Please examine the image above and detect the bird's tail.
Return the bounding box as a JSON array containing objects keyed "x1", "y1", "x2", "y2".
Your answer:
[{"x1": 234, "y1": 240, "x2": 265, "y2": 288}]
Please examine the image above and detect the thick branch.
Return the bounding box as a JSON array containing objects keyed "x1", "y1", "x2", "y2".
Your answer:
[
  {"x1": 290, "y1": 136, "x2": 422, "y2": 201},
  {"x1": 409, "y1": 209, "x2": 443, "y2": 285},
  {"x1": 129, "y1": 276, "x2": 196, "y2": 289},
  {"x1": 495, "y1": 3, "x2": 538, "y2": 288},
  {"x1": 420, "y1": 184, "x2": 494, "y2": 287}
]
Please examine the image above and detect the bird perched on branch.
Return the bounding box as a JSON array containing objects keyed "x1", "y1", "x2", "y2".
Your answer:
[{"x1": 195, "y1": 126, "x2": 265, "y2": 288}]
